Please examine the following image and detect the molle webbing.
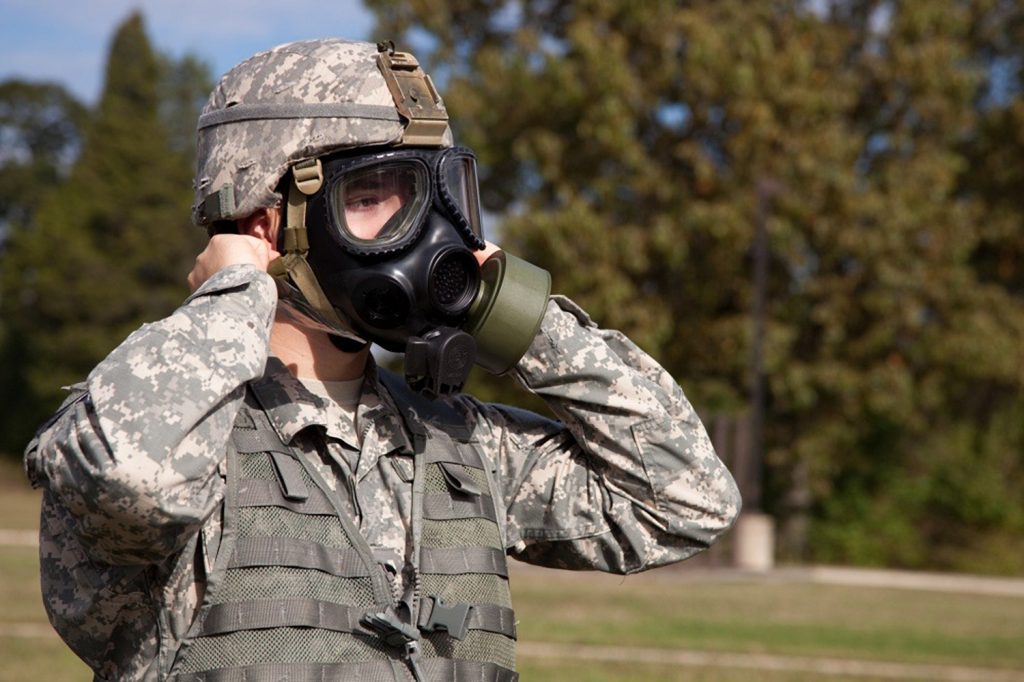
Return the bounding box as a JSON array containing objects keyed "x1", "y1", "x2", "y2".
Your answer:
[
  {"x1": 229, "y1": 537, "x2": 374, "y2": 577},
  {"x1": 172, "y1": 379, "x2": 518, "y2": 681},
  {"x1": 236, "y1": 478, "x2": 334, "y2": 514},
  {"x1": 174, "y1": 659, "x2": 519, "y2": 682},
  {"x1": 171, "y1": 397, "x2": 394, "y2": 678},
  {"x1": 199, "y1": 600, "x2": 370, "y2": 636},
  {"x1": 420, "y1": 546, "x2": 509, "y2": 577},
  {"x1": 423, "y1": 492, "x2": 498, "y2": 522},
  {"x1": 378, "y1": 370, "x2": 517, "y2": 673}
]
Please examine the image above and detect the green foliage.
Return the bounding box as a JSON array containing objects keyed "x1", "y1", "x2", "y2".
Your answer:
[
  {"x1": 0, "y1": 78, "x2": 88, "y2": 457},
  {"x1": 0, "y1": 12, "x2": 210, "y2": 453},
  {"x1": 368, "y1": 0, "x2": 1024, "y2": 573},
  {"x1": 0, "y1": 80, "x2": 86, "y2": 233}
]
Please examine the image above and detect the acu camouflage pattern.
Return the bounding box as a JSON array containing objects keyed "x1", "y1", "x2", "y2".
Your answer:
[
  {"x1": 25, "y1": 265, "x2": 741, "y2": 680},
  {"x1": 193, "y1": 39, "x2": 414, "y2": 225}
]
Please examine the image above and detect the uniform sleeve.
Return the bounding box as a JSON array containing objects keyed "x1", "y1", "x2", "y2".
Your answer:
[
  {"x1": 473, "y1": 296, "x2": 741, "y2": 574},
  {"x1": 24, "y1": 265, "x2": 276, "y2": 565}
]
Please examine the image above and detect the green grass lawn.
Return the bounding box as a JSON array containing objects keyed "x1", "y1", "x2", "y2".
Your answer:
[
  {"x1": 0, "y1": 457, "x2": 39, "y2": 531},
  {"x1": 1, "y1": 545, "x2": 92, "y2": 681},
  {"x1": 2, "y1": 459, "x2": 1022, "y2": 682},
  {"x1": 515, "y1": 659, "x2": 911, "y2": 682},
  {"x1": 508, "y1": 564, "x2": 1024, "y2": 671},
  {"x1": 0, "y1": 460, "x2": 92, "y2": 681}
]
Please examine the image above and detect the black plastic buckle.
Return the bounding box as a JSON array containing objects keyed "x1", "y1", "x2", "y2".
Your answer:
[
  {"x1": 421, "y1": 596, "x2": 473, "y2": 641},
  {"x1": 361, "y1": 610, "x2": 420, "y2": 648}
]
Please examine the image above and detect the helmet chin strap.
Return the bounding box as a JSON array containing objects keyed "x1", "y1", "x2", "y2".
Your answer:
[{"x1": 267, "y1": 158, "x2": 366, "y2": 343}]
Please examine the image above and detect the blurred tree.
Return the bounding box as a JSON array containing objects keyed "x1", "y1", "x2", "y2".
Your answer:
[
  {"x1": 938, "y1": 0, "x2": 1024, "y2": 573},
  {"x1": 159, "y1": 53, "x2": 215, "y2": 159},
  {"x1": 0, "y1": 80, "x2": 86, "y2": 237},
  {"x1": 0, "y1": 12, "x2": 210, "y2": 454},
  {"x1": 0, "y1": 81, "x2": 87, "y2": 454},
  {"x1": 802, "y1": 0, "x2": 1024, "y2": 571},
  {"x1": 367, "y1": 0, "x2": 1024, "y2": 572}
]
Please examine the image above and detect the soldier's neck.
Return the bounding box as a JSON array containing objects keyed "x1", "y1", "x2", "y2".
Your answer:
[{"x1": 270, "y1": 312, "x2": 369, "y2": 382}]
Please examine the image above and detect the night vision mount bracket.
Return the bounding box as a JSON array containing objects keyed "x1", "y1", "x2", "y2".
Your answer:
[{"x1": 376, "y1": 41, "x2": 450, "y2": 147}]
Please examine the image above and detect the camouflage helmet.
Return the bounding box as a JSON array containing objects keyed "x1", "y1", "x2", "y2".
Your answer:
[{"x1": 192, "y1": 38, "x2": 450, "y2": 226}]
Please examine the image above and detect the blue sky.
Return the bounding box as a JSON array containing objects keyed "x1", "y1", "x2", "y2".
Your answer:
[{"x1": 0, "y1": 0, "x2": 376, "y2": 104}]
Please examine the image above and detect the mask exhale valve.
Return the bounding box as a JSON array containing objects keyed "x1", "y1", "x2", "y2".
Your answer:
[{"x1": 405, "y1": 327, "x2": 477, "y2": 397}]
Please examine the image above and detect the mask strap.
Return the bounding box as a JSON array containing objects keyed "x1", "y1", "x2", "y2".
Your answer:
[{"x1": 267, "y1": 159, "x2": 353, "y2": 334}]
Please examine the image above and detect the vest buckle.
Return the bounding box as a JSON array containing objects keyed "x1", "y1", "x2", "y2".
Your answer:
[
  {"x1": 361, "y1": 609, "x2": 420, "y2": 648},
  {"x1": 420, "y1": 595, "x2": 473, "y2": 640}
]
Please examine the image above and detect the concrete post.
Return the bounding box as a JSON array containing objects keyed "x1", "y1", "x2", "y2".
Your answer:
[{"x1": 733, "y1": 512, "x2": 775, "y2": 572}]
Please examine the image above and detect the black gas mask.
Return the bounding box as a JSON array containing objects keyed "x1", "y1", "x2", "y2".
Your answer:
[{"x1": 279, "y1": 145, "x2": 550, "y2": 396}]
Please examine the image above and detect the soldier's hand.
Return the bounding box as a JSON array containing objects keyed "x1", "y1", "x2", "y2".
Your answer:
[{"x1": 188, "y1": 234, "x2": 281, "y2": 292}]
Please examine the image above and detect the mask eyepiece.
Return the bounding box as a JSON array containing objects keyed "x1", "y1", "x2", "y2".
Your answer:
[{"x1": 322, "y1": 146, "x2": 484, "y2": 256}]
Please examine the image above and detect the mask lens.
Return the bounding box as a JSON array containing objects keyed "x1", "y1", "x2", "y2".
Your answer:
[
  {"x1": 443, "y1": 153, "x2": 483, "y2": 239},
  {"x1": 332, "y1": 162, "x2": 427, "y2": 247}
]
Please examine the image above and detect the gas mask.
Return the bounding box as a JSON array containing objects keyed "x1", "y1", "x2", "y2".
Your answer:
[{"x1": 273, "y1": 145, "x2": 551, "y2": 396}]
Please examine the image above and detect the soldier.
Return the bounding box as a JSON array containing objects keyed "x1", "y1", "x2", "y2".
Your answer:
[{"x1": 25, "y1": 39, "x2": 741, "y2": 681}]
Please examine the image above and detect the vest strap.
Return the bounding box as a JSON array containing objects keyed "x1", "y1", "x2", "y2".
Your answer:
[
  {"x1": 199, "y1": 599, "x2": 381, "y2": 636},
  {"x1": 420, "y1": 546, "x2": 508, "y2": 577},
  {"x1": 237, "y1": 478, "x2": 335, "y2": 515},
  {"x1": 419, "y1": 659, "x2": 519, "y2": 682},
  {"x1": 269, "y1": 450, "x2": 310, "y2": 501},
  {"x1": 230, "y1": 537, "x2": 372, "y2": 577},
  {"x1": 422, "y1": 493, "x2": 497, "y2": 522},
  {"x1": 437, "y1": 461, "x2": 483, "y2": 496},
  {"x1": 232, "y1": 430, "x2": 311, "y2": 502},
  {"x1": 469, "y1": 604, "x2": 518, "y2": 639}
]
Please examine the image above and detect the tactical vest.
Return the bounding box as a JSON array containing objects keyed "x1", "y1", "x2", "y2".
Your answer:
[{"x1": 168, "y1": 372, "x2": 518, "y2": 681}]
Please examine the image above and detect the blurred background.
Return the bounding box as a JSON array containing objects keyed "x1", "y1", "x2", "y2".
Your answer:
[{"x1": 1, "y1": 1, "x2": 1023, "y2": 680}]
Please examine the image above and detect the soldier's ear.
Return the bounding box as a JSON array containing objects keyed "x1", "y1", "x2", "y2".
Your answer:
[{"x1": 238, "y1": 207, "x2": 281, "y2": 247}]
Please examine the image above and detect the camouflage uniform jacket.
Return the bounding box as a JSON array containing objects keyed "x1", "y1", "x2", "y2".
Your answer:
[{"x1": 25, "y1": 264, "x2": 741, "y2": 681}]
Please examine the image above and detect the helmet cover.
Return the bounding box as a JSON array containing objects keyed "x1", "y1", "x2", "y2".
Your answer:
[{"x1": 192, "y1": 38, "x2": 439, "y2": 225}]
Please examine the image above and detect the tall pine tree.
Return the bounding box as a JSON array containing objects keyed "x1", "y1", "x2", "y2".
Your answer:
[
  {"x1": 0, "y1": 81, "x2": 86, "y2": 453},
  {"x1": 0, "y1": 12, "x2": 207, "y2": 452},
  {"x1": 0, "y1": 80, "x2": 86, "y2": 236}
]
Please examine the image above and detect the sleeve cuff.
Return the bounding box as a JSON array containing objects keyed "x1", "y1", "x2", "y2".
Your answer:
[{"x1": 184, "y1": 264, "x2": 277, "y2": 306}]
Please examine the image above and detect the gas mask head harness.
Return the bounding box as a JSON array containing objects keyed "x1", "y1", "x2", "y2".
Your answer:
[{"x1": 253, "y1": 45, "x2": 550, "y2": 397}]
